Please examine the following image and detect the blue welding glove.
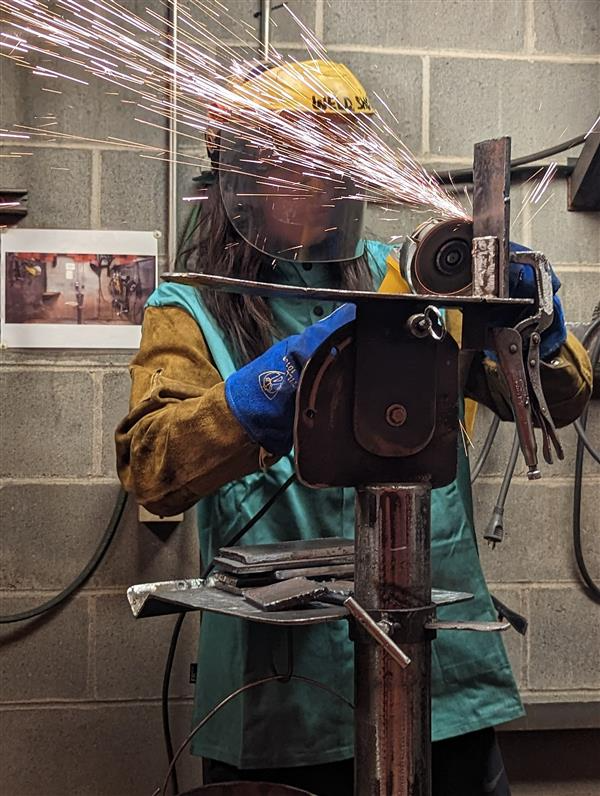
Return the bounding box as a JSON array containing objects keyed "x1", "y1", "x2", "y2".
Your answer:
[
  {"x1": 489, "y1": 242, "x2": 567, "y2": 360},
  {"x1": 225, "y1": 304, "x2": 355, "y2": 455}
]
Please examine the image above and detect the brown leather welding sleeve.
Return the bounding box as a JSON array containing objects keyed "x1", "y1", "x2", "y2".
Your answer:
[
  {"x1": 464, "y1": 331, "x2": 592, "y2": 427},
  {"x1": 115, "y1": 306, "x2": 265, "y2": 515}
]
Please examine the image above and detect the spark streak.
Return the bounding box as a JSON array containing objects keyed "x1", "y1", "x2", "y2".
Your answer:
[{"x1": 0, "y1": 0, "x2": 468, "y2": 222}]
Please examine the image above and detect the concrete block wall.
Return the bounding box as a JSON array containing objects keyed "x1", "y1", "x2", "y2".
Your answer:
[{"x1": 1, "y1": 2, "x2": 598, "y2": 795}]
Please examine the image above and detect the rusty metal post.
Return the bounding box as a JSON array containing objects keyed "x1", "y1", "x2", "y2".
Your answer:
[{"x1": 354, "y1": 484, "x2": 432, "y2": 796}]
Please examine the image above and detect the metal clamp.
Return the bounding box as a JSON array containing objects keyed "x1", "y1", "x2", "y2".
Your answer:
[
  {"x1": 344, "y1": 596, "x2": 412, "y2": 668},
  {"x1": 406, "y1": 305, "x2": 447, "y2": 341}
]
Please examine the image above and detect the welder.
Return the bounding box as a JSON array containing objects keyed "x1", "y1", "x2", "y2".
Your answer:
[{"x1": 115, "y1": 60, "x2": 591, "y2": 795}]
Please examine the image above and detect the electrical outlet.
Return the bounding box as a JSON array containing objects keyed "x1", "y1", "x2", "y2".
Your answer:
[{"x1": 138, "y1": 505, "x2": 184, "y2": 524}]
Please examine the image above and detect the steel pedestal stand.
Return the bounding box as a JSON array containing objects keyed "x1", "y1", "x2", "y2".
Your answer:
[{"x1": 354, "y1": 484, "x2": 432, "y2": 796}]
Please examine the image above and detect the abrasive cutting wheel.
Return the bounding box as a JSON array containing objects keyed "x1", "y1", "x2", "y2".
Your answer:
[{"x1": 399, "y1": 217, "x2": 474, "y2": 296}]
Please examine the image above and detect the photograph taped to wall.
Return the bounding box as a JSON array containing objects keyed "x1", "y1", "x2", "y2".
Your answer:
[{"x1": 0, "y1": 229, "x2": 158, "y2": 348}]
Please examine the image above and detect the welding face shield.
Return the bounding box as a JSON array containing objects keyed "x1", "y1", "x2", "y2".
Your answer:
[
  {"x1": 218, "y1": 127, "x2": 367, "y2": 263},
  {"x1": 210, "y1": 59, "x2": 374, "y2": 263}
]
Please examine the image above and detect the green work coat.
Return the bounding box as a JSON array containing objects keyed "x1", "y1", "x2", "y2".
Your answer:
[{"x1": 147, "y1": 241, "x2": 524, "y2": 769}]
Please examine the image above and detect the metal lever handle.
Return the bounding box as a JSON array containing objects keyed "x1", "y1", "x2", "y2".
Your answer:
[{"x1": 344, "y1": 596, "x2": 411, "y2": 668}]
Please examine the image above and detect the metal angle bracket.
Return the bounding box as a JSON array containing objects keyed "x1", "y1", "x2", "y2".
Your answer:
[{"x1": 568, "y1": 131, "x2": 600, "y2": 211}]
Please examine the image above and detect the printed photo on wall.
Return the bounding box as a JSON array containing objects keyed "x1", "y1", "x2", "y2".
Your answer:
[{"x1": 0, "y1": 229, "x2": 159, "y2": 348}]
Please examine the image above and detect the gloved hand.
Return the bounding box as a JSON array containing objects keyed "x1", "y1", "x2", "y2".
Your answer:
[
  {"x1": 225, "y1": 304, "x2": 355, "y2": 455},
  {"x1": 489, "y1": 242, "x2": 567, "y2": 360}
]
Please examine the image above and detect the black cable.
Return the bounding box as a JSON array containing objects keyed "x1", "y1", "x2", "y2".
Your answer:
[
  {"x1": 161, "y1": 612, "x2": 185, "y2": 796},
  {"x1": 471, "y1": 414, "x2": 501, "y2": 484},
  {"x1": 439, "y1": 133, "x2": 586, "y2": 185},
  {"x1": 483, "y1": 429, "x2": 520, "y2": 547},
  {"x1": 0, "y1": 488, "x2": 128, "y2": 624},
  {"x1": 157, "y1": 671, "x2": 353, "y2": 796},
  {"x1": 573, "y1": 418, "x2": 600, "y2": 465},
  {"x1": 446, "y1": 164, "x2": 573, "y2": 193},
  {"x1": 572, "y1": 323, "x2": 600, "y2": 601},
  {"x1": 161, "y1": 472, "x2": 297, "y2": 790}
]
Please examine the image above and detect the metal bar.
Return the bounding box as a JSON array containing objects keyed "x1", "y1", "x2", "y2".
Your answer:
[
  {"x1": 168, "y1": 0, "x2": 179, "y2": 267},
  {"x1": 472, "y1": 137, "x2": 511, "y2": 297},
  {"x1": 259, "y1": 0, "x2": 271, "y2": 61},
  {"x1": 354, "y1": 484, "x2": 431, "y2": 796},
  {"x1": 345, "y1": 597, "x2": 411, "y2": 668},
  {"x1": 568, "y1": 132, "x2": 600, "y2": 211}
]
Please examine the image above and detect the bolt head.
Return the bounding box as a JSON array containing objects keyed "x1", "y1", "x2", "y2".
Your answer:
[
  {"x1": 386, "y1": 403, "x2": 407, "y2": 427},
  {"x1": 509, "y1": 343, "x2": 518, "y2": 354}
]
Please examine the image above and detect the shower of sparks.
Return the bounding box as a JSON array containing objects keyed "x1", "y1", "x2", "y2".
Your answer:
[
  {"x1": 529, "y1": 161, "x2": 557, "y2": 204},
  {"x1": 0, "y1": 0, "x2": 468, "y2": 225},
  {"x1": 585, "y1": 114, "x2": 600, "y2": 139}
]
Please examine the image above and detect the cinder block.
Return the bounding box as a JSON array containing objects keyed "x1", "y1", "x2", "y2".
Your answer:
[
  {"x1": 100, "y1": 150, "x2": 167, "y2": 250},
  {"x1": 471, "y1": 403, "x2": 600, "y2": 480},
  {"x1": 93, "y1": 594, "x2": 200, "y2": 700},
  {"x1": 528, "y1": 586, "x2": 600, "y2": 689},
  {"x1": 474, "y1": 479, "x2": 599, "y2": 583},
  {"x1": 527, "y1": 183, "x2": 600, "y2": 265},
  {"x1": 0, "y1": 369, "x2": 94, "y2": 478},
  {"x1": 220, "y1": 1, "x2": 316, "y2": 43},
  {"x1": 6, "y1": 62, "x2": 166, "y2": 150},
  {"x1": 324, "y1": 51, "x2": 423, "y2": 154},
  {"x1": 0, "y1": 54, "x2": 19, "y2": 127},
  {"x1": 533, "y1": 0, "x2": 600, "y2": 55},
  {"x1": 555, "y1": 269, "x2": 600, "y2": 324},
  {"x1": 430, "y1": 60, "x2": 600, "y2": 160},
  {"x1": 484, "y1": 585, "x2": 525, "y2": 689},
  {"x1": 0, "y1": 148, "x2": 92, "y2": 229},
  {"x1": 0, "y1": 701, "x2": 200, "y2": 796},
  {"x1": 87, "y1": 496, "x2": 200, "y2": 590},
  {"x1": 0, "y1": 595, "x2": 90, "y2": 701},
  {"x1": 101, "y1": 369, "x2": 134, "y2": 477},
  {"x1": 323, "y1": 0, "x2": 525, "y2": 52},
  {"x1": 364, "y1": 203, "x2": 427, "y2": 247},
  {"x1": 0, "y1": 483, "x2": 126, "y2": 590},
  {"x1": 499, "y1": 729, "x2": 600, "y2": 791}
]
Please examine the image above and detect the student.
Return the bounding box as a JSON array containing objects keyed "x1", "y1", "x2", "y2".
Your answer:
[{"x1": 116, "y1": 60, "x2": 591, "y2": 796}]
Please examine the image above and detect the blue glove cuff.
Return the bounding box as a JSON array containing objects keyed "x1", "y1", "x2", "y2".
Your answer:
[
  {"x1": 225, "y1": 304, "x2": 356, "y2": 456},
  {"x1": 225, "y1": 338, "x2": 300, "y2": 456}
]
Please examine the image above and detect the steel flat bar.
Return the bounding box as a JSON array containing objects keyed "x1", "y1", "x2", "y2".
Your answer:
[{"x1": 161, "y1": 271, "x2": 530, "y2": 306}]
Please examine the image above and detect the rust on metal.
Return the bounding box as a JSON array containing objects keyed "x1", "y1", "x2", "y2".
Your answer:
[
  {"x1": 472, "y1": 137, "x2": 511, "y2": 297},
  {"x1": 472, "y1": 235, "x2": 499, "y2": 297},
  {"x1": 354, "y1": 484, "x2": 432, "y2": 796}
]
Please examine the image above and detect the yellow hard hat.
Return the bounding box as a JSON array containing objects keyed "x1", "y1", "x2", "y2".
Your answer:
[
  {"x1": 207, "y1": 58, "x2": 374, "y2": 159},
  {"x1": 234, "y1": 58, "x2": 374, "y2": 116}
]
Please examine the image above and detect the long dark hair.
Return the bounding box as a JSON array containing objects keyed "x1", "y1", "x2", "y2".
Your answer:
[{"x1": 179, "y1": 179, "x2": 374, "y2": 365}]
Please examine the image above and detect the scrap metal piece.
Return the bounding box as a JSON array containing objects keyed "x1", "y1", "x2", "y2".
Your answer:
[
  {"x1": 219, "y1": 537, "x2": 353, "y2": 564},
  {"x1": 472, "y1": 137, "x2": 511, "y2": 297},
  {"x1": 213, "y1": 553, "x2": 354, "y2": 575},
  {"x1": 244, "y1": 577, "x2": 329, "y2": 611},
  {"x1": 472, "y1": 236, "x2": 499, "y2": 297},
  {"x1": 275, "y1": 563, "x2": 354, "y2": 581}
]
